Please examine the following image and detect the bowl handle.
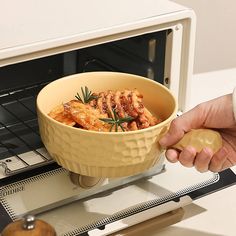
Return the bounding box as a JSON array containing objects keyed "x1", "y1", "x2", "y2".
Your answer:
[{"x1": 172, "y1": 129, "x2": 222, "y2": 154}]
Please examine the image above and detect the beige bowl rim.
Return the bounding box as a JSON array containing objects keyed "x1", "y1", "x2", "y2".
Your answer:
[{"x1": 36, "y1": 71, "x2": 178, "y2": 135}]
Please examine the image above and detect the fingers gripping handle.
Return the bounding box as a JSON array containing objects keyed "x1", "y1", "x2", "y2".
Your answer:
[{"x1": 172, "y1": 129, "x2": 222, "y2": 154}]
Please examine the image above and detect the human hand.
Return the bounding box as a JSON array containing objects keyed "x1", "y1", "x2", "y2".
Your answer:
[{"x1": 159, "y1": 94, "x2": 236, "y2": 172}]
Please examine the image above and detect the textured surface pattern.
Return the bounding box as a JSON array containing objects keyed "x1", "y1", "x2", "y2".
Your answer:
[{"x1": 38, "y1": 111, "x2": 167, "y2": 177}]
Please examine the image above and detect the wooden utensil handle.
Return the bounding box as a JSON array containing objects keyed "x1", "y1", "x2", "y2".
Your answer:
[
  {"x1": 172, "y1": 129, "x2": 222, "y2": 154},
  {"x1": 1, "y1": 215, "x2": 56, "y2": 236}
]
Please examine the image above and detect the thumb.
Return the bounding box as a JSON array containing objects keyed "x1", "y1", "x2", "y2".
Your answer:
[{"x1": 159, "y1": 106, "x2": 205, "y2": 147}]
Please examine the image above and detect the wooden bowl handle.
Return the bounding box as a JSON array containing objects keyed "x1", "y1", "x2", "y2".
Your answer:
[{"x1": 172, "y1": 129, "x2": 222, "y2": 154}]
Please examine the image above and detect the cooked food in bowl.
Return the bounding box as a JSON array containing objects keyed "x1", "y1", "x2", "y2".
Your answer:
[
  {"x1": 37, "y1": 72, "x2": 177, "y2": 177},
  {"x1": 48, "y1": 87, "x2": 162, "y2": 132}
]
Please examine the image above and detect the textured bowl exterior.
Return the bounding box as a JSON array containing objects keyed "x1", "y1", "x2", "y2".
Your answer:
[
  {"x1": 38, "y1": 112, "x2": 166, "y2": 177},
  {"x1": 37, "y1": 72, "x2": 177, "y2": 177}
]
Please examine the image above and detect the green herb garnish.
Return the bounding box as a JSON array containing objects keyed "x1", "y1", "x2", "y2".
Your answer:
[
  {"x1": 75, "y1": 86, "x2": 98, "y2": 104},
  {"x1": 99, "y1": 108, "x2": 134, "y2": 132}
]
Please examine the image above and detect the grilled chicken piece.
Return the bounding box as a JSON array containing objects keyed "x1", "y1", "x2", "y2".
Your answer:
[
  {"x1": 63, "y1": 100, "x2": 110, "y2": 132},
  {"x1": 49, "y1": 89, "x2": 160, "y2": 132},
  {"x1": 90, "y1": 89, "x2": 159, "y2": 130},
  {"x1": 48, "y1": 104, "x2": 76, "y2": 126},
  {"x1": 128, "y1": 121, "x2": 139, "y2": 131},
  {"x1": 143, "y1": 107, "x2": 160, "y2": 126}
]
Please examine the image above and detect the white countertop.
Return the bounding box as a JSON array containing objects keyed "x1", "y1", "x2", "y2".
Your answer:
[
  {"x1": 152, "y1": 184, "x2": 236, "y2": 236},
  {"x1": 153, "y1": 68, "x2": 236, "y2": 236},
  {"x1": 188, "y1": 68, "x2": 236, "y2": 108}
]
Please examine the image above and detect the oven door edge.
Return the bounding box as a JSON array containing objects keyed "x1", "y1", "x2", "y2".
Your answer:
[{"x1": 88, "y1": 195, "x2": 191, "y2": 236}]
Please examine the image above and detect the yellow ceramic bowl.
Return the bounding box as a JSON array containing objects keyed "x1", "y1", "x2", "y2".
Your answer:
[{"x1": 37, "y1": 72, "x2": 177, "y2": 177}]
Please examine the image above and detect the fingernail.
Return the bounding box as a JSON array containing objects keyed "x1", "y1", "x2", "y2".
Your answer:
[
  {"x1": 203, "y1": 147, "x2": 213, "y2": 156},
  {"x1": 166, "y1": 149, "x2": 178, "y2": 163}
]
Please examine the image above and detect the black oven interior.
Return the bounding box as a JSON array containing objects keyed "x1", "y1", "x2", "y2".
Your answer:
[{"x1": 0, "y1": 29, "x2": 168, "y2": 177}]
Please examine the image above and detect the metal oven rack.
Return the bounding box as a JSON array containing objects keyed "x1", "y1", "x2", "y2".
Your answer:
[{"x1": 0, "y1": 83, "x2": 53, "y2": 178}]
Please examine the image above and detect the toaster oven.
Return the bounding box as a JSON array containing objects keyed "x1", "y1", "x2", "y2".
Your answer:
[{"x1": 1, "y1": 0, "x2": 236, "y2": 235}]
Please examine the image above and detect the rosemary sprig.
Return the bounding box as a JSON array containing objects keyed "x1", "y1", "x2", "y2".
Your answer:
[
  {"x1": 75, "y1": 86, "x2": 98, "y2": 104},
  {"x1": 99, "y1": 108, "x2": 134, "y2": 132}
]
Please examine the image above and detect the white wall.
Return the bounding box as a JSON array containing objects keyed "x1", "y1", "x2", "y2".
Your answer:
[{"x1": 173, "y1": 0, "x2": 236, "y2": 74}]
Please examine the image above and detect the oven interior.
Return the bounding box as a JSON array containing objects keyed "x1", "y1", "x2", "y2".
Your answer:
[{"x1": 0, "y1": 30, "x2": 168, "y2": 178}]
